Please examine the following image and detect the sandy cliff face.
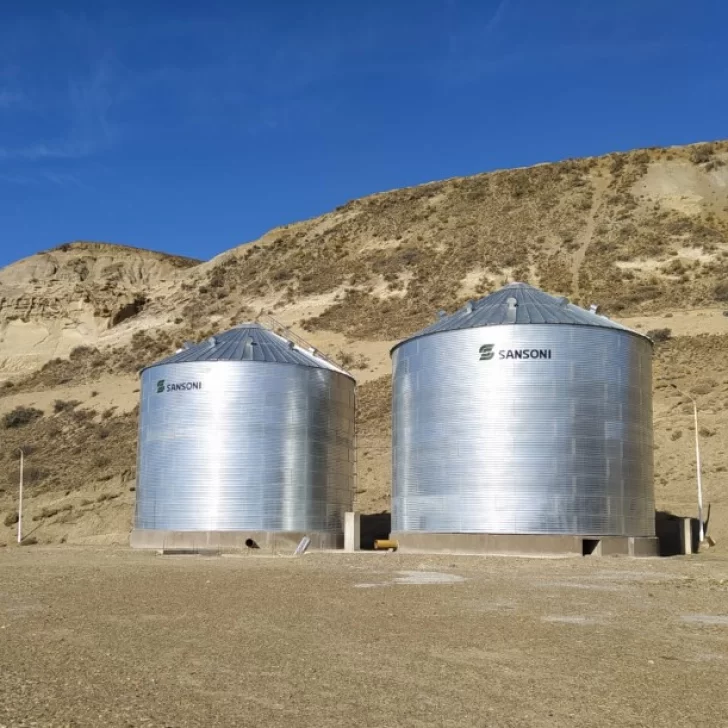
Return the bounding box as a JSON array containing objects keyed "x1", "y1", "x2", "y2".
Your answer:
[{"x1": 0, "y1": 242, "x2": 198, "y2": 376}]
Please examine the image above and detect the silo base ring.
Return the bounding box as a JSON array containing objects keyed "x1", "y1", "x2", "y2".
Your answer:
[
  {"x1": 130, "y1": 529, "x2": 343, "y2": 553},
  {"x1": 389, "y1": 532, "x2": 659, "y2": 557}
]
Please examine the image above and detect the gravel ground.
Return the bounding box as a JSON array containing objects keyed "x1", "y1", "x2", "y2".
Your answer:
[{"x1": 1, "y1": 548, "x2": 728, "y2": 727}]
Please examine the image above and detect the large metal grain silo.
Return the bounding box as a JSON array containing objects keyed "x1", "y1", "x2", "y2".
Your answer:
[
  {"x1": 131, "y1": 323, "x2": 356, "y2": 551},
  {"x1": 391, "y1": 283, "x2": 657, "y2": 556}
]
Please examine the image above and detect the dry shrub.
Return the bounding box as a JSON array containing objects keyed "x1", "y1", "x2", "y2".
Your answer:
[
  {"x1": 647, "y1": 328, "x2": 672, "y2": 343},
  {"x1": 3, "y1": 407, "x2": 44, "y2": 429},
  {"x1": 337, "y1": 350, "x2": 355, "y2": 368},
  {"x1": 69, "y1": 345, "x2": 98, "y2": 361},
  {"x1": 53, "y1": 399, "x2": 81, "y2": 413},
  {"x1": 714, "y1": 282, "x2": 728, "y2": 301},
  {"x1": 690, "y1": 144, "x2": 714, "y2": 164},
  {"x1": 71, "y1": 408, "x2": 97, "y2": 423},
  {"x1": 3, "y1": 511, "x2": 19, "y2": 527},
  {"x1": 33, "y1": 507, "x2": 60, "y2": 521},
  {"x1": 93, "y1": 455, "x2": 112, "y2": 469},
  {"x1": 96, "y1": 493, "x2": 120, "y2": 502},
  {"x1": 691, "y1": 380, "x2": 717, "y2": 395}
]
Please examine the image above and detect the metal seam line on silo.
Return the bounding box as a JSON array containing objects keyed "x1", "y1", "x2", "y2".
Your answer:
[
  {"x1": 131, "y1": 323, "x2": 356, "y2": 550},
  {"x1": 390, "y1": 282, "x2": 656, "y2": 552}
]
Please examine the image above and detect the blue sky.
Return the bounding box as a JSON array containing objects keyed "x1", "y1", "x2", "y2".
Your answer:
[{"x1": 1, "y1": 0, "x2": 727, "y2": 268}]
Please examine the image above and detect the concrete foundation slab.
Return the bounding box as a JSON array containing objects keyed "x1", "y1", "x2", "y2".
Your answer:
[
  {"x1": 390, "y1": 532, "x2": 659, "y2": 557},
  {"x1": 130, "y1": 529, "x2": 343, "y2": 553}
]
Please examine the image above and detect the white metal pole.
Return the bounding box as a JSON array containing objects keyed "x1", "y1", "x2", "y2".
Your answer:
[
  {"x1": 693, "y1": 401, "x2": 704, "y2": 542},
  {"x1": 17, "y1": 448, "x2": 24, "y2": 544}
]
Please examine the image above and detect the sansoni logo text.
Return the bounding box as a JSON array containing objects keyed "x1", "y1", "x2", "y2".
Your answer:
[
  {"x1": 156, "y1": 379, "x2": 203, "y2": 393},
  {"x1": 479, "y1": 345, "x2": 552, "y2": 361}
]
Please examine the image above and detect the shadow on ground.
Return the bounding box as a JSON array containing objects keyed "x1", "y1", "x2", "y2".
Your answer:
[
  {"x1": 360, "y1": 512, "x2": 391, "y2": 550},
  {"x1": 656, "y1": 510, "x2": 702, "y2": 556}
]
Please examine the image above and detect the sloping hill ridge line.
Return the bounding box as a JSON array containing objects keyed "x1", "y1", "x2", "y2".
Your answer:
[{"x1": 1, "y1": 140, "x2": 728, "y2": 549}]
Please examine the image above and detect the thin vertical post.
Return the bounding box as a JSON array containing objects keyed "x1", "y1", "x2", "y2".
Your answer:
[
  {"x1": 17, "y1": 448, "x2": 24, "y2": 544},
  {"x1": 693, "y1": 402, "x2": 704, "y2": 543},
  {"x1": 670, "y1": 384, "x2": 706, "y2": 546}
]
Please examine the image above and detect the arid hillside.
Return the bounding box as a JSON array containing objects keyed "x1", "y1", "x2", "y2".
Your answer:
[
  {"x1": 1, "y1": 140, "x2": 727, "y2": 549},
  {"x1": 0, "y1": 242, "x2": 199, "y2": 376}
]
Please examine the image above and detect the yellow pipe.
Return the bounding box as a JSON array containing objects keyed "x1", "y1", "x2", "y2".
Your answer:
[{"x1": 373, "y1": 539, "x2": 398, "y2": 550}]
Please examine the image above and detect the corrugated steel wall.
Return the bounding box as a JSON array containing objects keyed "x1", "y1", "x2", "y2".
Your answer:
[
  {"x1": 392, "y1": 325, "x2": 654, "y2": 536},
  {"x1": 135, "y1": 361, "x2": 356, "y2": 533}
]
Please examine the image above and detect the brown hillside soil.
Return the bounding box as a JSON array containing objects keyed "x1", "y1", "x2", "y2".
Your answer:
[
  {"x1": 652, "y1": 334, "x2": 728, "y2": 545},
  {"x1": 1, "y1": 140, "x2": 728, "y2": 547}
]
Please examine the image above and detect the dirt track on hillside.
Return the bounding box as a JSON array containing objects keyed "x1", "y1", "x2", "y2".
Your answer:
[{"x1": 1, "y1": 548, "x2": 728, "y2": 727}]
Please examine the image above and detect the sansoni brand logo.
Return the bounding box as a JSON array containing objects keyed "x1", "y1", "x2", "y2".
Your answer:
[
  {"x1": 478, "y1": 344, "x2": 495, "y2": 361},
  {"x1": 479, "y1": 345, "x2": 552, "y2": 361},
  {"x1": 156, "y1": 379, "x2": 203, "y2": 393}
]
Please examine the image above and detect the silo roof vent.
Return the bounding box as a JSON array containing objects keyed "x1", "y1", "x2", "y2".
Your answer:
[
  {"x1": 392, "y1": 282, "x2": 648, "y2": 352},
  {"x1": 142, "y1": 323, "x2": 353, "y2": 379},
  {"x1": 241, "y1": 335, "x2": 257, "y2": 360}
]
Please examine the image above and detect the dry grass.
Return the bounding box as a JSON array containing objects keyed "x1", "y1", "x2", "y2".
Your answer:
[
  {"x1": 0, "y1": 405, "x2": 137, "y2": 503},
  {"x1": 168, "y1": 142, "x2": 728, "y2": 340}
]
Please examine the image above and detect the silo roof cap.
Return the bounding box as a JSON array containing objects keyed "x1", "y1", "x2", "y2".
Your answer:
[
  {"x1": 393, "y1": 282, "x2": 649, "y2": 351},
  {"x1": 143, "y1": 323, "x2": 353, "y2": 378}
]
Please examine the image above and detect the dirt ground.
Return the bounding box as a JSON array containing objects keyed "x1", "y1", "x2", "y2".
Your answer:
[{"x1": 1, "y1": 549, "x2": 728, "y2": 727}]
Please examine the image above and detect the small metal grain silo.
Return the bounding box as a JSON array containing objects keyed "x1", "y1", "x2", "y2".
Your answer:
[
  {"x1": 131, "y1": 323, "x2": 356, "y2": 550},
  {"x1": 391, "y1": 283, "x2": 656, "y2": 556}
]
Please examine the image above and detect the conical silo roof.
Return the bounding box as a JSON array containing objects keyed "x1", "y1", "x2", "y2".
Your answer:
[
  {"x1": 393, "y1": 282, "x2": 648, "y2": 351},
  {"x1": 143, "y1": 323, "x2": 353, "y2": 378}
]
